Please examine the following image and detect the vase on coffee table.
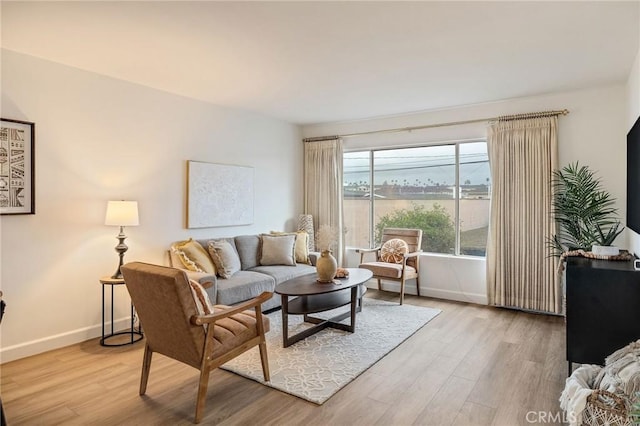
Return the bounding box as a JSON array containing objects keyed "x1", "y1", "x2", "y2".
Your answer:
[{"x1": 316, "y1": 250, "x2": 337, "y2": 283}]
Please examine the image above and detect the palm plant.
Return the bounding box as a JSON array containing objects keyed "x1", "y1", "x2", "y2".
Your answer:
[{"x1": 551, "y1": 162, "x2": 623, "y2": 256}]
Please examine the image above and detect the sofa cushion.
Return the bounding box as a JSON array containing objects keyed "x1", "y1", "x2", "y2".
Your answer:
[
  {"x1": 171, "y1": 238, "x2": 216, "y2": 274},
  {"x1": 234, "y1": 234, "x2": 261, "y2": 270},
  {"x1": 208, "y1": 240, "x2": 242, "y2": 279},
  {"x1": 250, "y1": 263, "x2": 316, "y2": 285},
  {"x1": 215, "y1": 270, "x2": 276, "y2": 306},
  {"x1": 271, "y1": 231, "x2": 311, "y2": 264},
  {"x1": 260, "y1": 234, "x2": 296, "y2": 266}
]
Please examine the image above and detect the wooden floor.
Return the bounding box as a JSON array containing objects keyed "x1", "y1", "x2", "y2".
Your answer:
[{"x1": 1, "y1": 290, "x2": 567, "y2": 425}]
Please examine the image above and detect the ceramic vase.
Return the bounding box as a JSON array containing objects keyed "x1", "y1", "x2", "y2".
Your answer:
[{"x1": 316, "y1": 249, "x2": 338, "y2": 283}]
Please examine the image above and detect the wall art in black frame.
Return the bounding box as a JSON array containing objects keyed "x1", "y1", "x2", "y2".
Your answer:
[{"x1": 0, "y1": 118, "x2": 35, "y2": 215}]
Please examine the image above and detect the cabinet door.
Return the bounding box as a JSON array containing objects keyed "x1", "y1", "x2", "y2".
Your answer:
[{"x1": 566, "y1": 258, "x2": 640, "y2": 366}]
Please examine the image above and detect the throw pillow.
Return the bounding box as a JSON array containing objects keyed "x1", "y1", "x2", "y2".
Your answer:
[
  {"x1": 207, "y1": 239, "x2": 241, "y2": 279},
  {"x1": 270, "y1": 231, "x2": 310, "y2": 264},
  {"x1": 260, "y1": 234, "x2": 296, "y2": 266},
  {"x1": 380, "y1": 238, "x2": 409, "y2": 264},
  {"x1": 171, "y1": 238, "x2": 216, "y2": 274},
  {"x1": 189, "y1": 279, "x2": 214, "y2": 315}
]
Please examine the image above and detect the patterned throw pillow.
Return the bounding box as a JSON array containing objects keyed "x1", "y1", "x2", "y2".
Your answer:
[
  {"x1": 171, "y1": 238, "x2": 216, "y2": 274},
  {"x1": 380, "y1": 238, "x2": 409, "y2": 264},
  {"x1": 207, "y1": 239, "x2": 241, "y2": 279},
  {"x1": 189, "y1": 279, "x2": 214, "y2": 315}
]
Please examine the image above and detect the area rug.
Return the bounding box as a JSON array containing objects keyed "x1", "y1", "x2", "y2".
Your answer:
[{"x1": 221, "y1": 298, "x2": 441, "y2": 404}]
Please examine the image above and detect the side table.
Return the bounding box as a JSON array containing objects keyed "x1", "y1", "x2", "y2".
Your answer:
[{"x1": 100, "y1": 276, "x2": 143, "y2": 347}]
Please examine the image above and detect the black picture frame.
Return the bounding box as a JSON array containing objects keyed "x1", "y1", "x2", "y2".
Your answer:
[{"x1": 0, "y1": 118, "x2": 35, "y2": 215}]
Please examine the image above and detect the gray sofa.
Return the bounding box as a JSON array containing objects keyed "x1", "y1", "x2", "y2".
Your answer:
[{"x1": 169, "y1": 234, "x2": 317, "y2": 311}]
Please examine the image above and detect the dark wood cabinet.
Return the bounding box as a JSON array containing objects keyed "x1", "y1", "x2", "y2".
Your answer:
[{"x1": 566, "y1": 256, "x2": 640, "y2": 374}]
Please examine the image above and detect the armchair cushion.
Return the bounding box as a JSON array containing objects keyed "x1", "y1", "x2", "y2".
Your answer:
[
  {"x1": 210, "y1": 306, "x2": 270, "y2": 358},
  {"x1": 359, "y1": 262, "x2": 417, "y2": 279},
  {"x1": 380, "y1": 238, "x2": 409, "y2": 264}
]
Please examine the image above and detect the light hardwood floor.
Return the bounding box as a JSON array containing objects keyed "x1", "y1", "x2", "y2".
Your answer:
[{"x1": 2, "y1": 290, "x2": 567, "y2": 425}]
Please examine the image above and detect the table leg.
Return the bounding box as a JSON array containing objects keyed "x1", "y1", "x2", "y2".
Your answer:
[
  {"x1": 350, "y1": 286, "x2": 357, "y2": 330},
  {"x1": 101, "y1": 285, "x2": 106, "y2": 344},
  {"x1": 129, "y1": 304, "x2": 134, "y2": 343},
  {"x1": 110, "y1": 285, "x2": 115, "y2": 336},
  {"x1": 281, "y1": 295, "x2": 289, "y2": 348}
]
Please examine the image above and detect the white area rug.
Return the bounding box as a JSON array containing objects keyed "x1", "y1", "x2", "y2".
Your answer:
[{"x1": 221, "y1": 298, "x2": 441, "y2": 404}]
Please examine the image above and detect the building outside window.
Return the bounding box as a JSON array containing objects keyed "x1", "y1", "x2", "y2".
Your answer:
[{"x1": 343, "y1": 141, "x2": 490, "y2": 256}]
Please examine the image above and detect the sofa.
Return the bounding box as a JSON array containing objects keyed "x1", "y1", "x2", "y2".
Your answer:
[{"x1": 169, "y1": 232, "x2": 317, "y2": 312}]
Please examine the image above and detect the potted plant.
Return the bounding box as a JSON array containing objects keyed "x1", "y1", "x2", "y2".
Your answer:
[{"x1": 551, "y1": 162, "x2": 624, "y2": 256}]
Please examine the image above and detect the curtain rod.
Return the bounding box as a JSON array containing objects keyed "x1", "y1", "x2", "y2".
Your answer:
[{"x1": 302, "y1": 109, "x2": 569, "y2": 142}]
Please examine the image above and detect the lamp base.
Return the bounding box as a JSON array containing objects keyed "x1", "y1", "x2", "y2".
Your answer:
[{"x1": 112, "y1": 227, "x2": 128, "y2": 280}]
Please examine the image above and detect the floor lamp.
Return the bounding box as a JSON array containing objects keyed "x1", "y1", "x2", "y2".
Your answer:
[{"x1": 105, "y1": 200, "x2": 139, "y2": 279}]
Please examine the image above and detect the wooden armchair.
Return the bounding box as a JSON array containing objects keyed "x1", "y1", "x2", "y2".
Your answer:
[
  {"x1": 120, "y1": 262, "x2": 271, "y2": 424},
  {"x1": 356, "y1": 228, "x2": 422, "y2": 305}
]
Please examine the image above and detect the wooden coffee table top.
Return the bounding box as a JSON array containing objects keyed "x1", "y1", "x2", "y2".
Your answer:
[{"x1": 275, "y1": 268, "x2": 373, "y2": 297}]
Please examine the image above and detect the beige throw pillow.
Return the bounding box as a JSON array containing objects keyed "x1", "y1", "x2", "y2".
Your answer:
[
  {"x1": 189, "y1": 279, "x2": 214, "y2": 315},
  {"x1": 380, "y1": 238, "x2": 409, "y2": 264},
  {"x1": 260, "y1": 234, "x2": 296, "y2": 266},
  {"x1": 270, "y1": 231, "x2": 310, "y2": 264},
  {"x1": 171, "y1": 238, "x2": 216, "y2": 274},
  {"x1": 207, "y1": 240, "x2": 241, "y2": 279}
]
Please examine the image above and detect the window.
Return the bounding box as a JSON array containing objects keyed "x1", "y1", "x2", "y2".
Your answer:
[{"x1": 343, "y1": 141, "x2": 490, "y2": 256}]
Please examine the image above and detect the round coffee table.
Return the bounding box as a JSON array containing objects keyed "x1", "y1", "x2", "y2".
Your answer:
[{"x1": 274, "y1": 268, "x2": 373, "y2": 347}]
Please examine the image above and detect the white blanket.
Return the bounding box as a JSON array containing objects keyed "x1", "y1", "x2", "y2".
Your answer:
[{"x1": 559, "y1": 364, "x2": 602, "y2": 426}]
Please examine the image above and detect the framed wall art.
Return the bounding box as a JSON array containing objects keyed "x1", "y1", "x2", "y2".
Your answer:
[
  {"x1": 187, "y1": 161, "x2": 254, "y2": 228},
  {"x1": 0, "y1": 119, "x2": 35, "y2": 215}
]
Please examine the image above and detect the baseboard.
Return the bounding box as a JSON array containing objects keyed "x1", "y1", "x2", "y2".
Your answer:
[
  {"x1": 365, "y1": 281, "x2": 488, "y2": 305},
  {"x1": 0, "y1": 317, "x2": 134, "y2": 363}
]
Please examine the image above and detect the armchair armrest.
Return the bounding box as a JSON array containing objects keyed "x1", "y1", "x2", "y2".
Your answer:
[
  {"x1": 308, "y1": 251, "x2": 320, "y2": 266},
  {"x1": 355, "y1": 247, "x2": 381, "y2": 263},
  {"x1": 190, "y1": 292, "x2": 273, "y2": 325},
  {"x1": 404, "y1": 250, "x2": 422, "y2": 259}
]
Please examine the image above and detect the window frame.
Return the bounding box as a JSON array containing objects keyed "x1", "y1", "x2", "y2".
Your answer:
[{"x1": 344, "y1": 138, "x2": 489, "y2": 257}]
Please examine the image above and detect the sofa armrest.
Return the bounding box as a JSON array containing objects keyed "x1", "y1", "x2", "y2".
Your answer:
[{"x1": 308, "y1": 251, "x2": 320, "y2": 266}]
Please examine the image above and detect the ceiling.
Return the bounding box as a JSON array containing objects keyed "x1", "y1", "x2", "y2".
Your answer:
[{"x1": 2, "y1": 1, "x2": 639, "y2": 125}]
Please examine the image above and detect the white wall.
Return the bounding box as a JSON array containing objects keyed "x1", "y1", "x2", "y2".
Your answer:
[
  {"x1": 0, "y1": 49, "x2": 302, "y2": 362},
  {"x1": 627, "y1": 48, "x2": 640, "y2": 256},
  {"x1": 304, "y1": 85, "x2": 628, "y2": 304}
]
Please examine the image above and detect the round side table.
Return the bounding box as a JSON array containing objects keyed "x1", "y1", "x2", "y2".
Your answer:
[{"x1": 100, "y1": 276, "x2": 143, "y2": 347}]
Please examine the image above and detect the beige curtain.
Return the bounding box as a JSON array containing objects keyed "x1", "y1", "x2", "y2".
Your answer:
[
  {"x1": 304, "y1": 138, "x2": 344, "y2": 265},
  {"x1": 486, "y1": 116, "x2": 561, "y2": 314}
]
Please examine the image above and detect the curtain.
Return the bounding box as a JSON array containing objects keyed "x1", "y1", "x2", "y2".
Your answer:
[
  {"x1": 486, "y1": 116, "x2": 561, "y2": 314},
  {"x1": 304, "y1": 138, "x2": 344, "y2": 265}
]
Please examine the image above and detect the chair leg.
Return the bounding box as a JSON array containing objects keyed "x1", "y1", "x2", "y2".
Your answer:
[
  {"x1": 194, "y1": 367, "x2": 211, "y2": 424},
  {"x1": 416, "y1": 278, "x2": 420, "y2": 297},
  {"x1": 140, "y1": 343, "x2": 153, "y2": 395},
  {"x1": 400, "y1": 278, "x2": 405, "y2": 305},
  {"x1": 377, "y1": 278, "x2": 381, "y2": 291},
  {"x1": 258, "y1": 341, "x2": 270, "y2": 382}
]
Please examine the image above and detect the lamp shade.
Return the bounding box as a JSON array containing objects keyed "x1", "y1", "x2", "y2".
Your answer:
[{"x1": 105, "y1": 201, "x2": 139, "y2": 226}]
